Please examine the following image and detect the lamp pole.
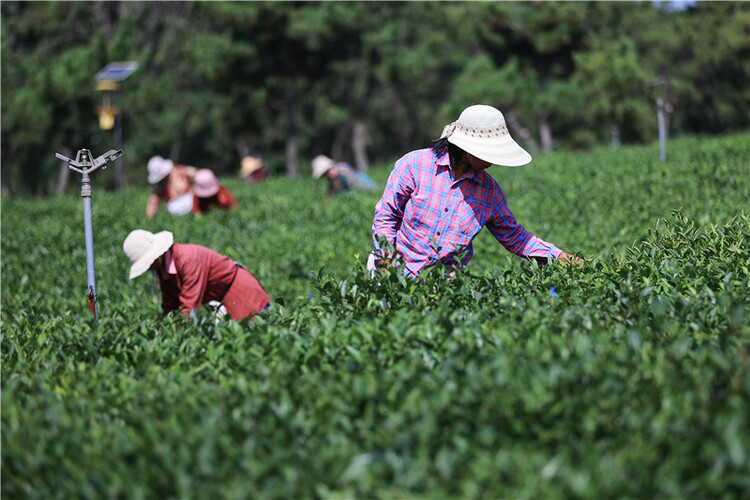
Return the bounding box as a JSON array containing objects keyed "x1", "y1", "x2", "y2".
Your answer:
[
  {"x1": 114, "y1": 85, "x2": 123, "y2": 189},
  {"x1": 95, "y1": 62, "x2": 138, "y2": 190}
]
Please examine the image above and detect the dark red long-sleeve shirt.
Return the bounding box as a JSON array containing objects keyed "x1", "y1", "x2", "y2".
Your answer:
[{"x1": 158, "y1": 243, "x2": 268, "y2": 320}]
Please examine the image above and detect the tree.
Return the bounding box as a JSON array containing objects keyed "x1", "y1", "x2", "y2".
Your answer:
[
  {"x1": 476, "y1": 2, "x2": 591, "y2": 151},
  {"x1": 2, "y1": 1, "x2": 747, "y2": 196},
  {"x1": 572, "y1": 39, "x2": 653, "y2": 145},
  {"x1": 1, "y1": 1, "x2": 110, "y2": 195},
  {"x1": 664, "y1": 2, "x2": 750, "y2": 134}
]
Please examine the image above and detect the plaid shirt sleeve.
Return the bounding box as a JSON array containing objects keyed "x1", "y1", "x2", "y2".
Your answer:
[
  {"x1": 372, "y1": 152, "x2": 416, "y2": 257},
  {"x1": 486, "y1": 182, "x2": 563, "y2": 260}
]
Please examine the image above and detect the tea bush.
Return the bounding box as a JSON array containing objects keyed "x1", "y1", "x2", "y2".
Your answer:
[{"x1": 2, "y1": 133, "x2": 749, "y2": 498}]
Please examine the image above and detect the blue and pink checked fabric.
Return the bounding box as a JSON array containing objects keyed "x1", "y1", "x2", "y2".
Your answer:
[{"x1": 372, "y1": 148, "x2": 562, "y2": 277}]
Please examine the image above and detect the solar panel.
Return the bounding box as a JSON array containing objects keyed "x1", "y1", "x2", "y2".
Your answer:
[{"x1": 95, "y1": 62, "x2": 139, "y2": 82}]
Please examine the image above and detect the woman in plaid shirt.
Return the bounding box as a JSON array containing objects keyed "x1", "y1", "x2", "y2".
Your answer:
[{"x1": 370, "y1": 104, "x2": 582, "y2": 277}]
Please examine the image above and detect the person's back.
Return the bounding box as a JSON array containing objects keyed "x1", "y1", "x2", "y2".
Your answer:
[
  {"x1": 163, "y1": 243, "x2": 268, "y2": 320},
  {"x1": 338, "y1": 163, "x2": 377, "y2": 191},
  {"x1": 193, "y1": 185, "x2": 237, "y2": 214},
  {"x1": 193, "y1": 169, "x2": 237, "y2": 214},
  {"x1": 240, "y1": 155, "x2": 269, "y2": 184},
  {"x1": 159, "y1": 243, "x2": 236, "y2": 310}
]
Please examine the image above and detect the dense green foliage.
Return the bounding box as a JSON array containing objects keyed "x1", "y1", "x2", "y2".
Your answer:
[
  {"x1": 2, "y1": 133, "x2": 749, "y2": 497},
  {"x1": 2, "y1": 1, "x2": 749, "y2": 194}
]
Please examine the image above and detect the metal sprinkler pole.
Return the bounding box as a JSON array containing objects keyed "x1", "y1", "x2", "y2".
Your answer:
[
  {"x1": 55, "y1": 148, "x2": 124, "y2": 320},
  {"x1": 80, "y1": 159, "x2": 98, "y2": 318}
]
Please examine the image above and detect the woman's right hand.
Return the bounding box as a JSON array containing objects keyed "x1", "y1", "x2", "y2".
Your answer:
[{"x1": 558, "y1": 252, "x2": 585, "y2": 266}]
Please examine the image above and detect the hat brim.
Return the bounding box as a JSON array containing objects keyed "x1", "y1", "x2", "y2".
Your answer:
[
  {"x1": 147, "y1": 159, "x2": 174, "y2": 184},
  {"x1": 129, "y1": 231, "x2": 174, "y2": 279},
  {"x1": 241, "y1": 166, "x2": 261, "y2": 176},
  {"x1": 312, "y1": 166, "x2": 333, "y2": 179},
  {"x1": 195, "y1": 185, "x2": 219, "y2": 197},
  {"x1": 448, "y1": 132, "x2": 531, "y2": 167},
  {"x1": 148, "y1": 171, "x2": 168, "y2": 184},
  {"x1": 241, "y1": 158, "x2": 263, "y2": 176}
]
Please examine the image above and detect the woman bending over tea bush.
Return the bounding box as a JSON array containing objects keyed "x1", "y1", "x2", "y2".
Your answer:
[
  {"x1": 123, "y1": 229, "x2": 269, "y2": 321},
  {"x1": 369, "y1": 104, "x2": 583, "y2": 277},
  {"x1": 144, "y1": 156, "x2": 197, "y2": 218}
]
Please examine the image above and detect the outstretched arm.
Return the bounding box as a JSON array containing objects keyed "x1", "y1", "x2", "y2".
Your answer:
[
  {"x1": 486, "y1": 185, "x2": 583, "y2": 265},
  {"x1": 146, "y1": 193, "x2": 160, "y2": 219},
  {"x1": 486, "y1": 189, "x2": 561, "y2": 259}
]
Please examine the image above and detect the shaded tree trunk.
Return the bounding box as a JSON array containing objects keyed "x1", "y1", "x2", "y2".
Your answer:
[
  {"x1": 235, "y1": 135, "x2": 251, "y2": 159},
  {"x1": 94, "y1": 1, "x2": 116, "y2": 40},
  {"x1": 169, "y1": 138, "x2": 182, "y2": 163},
  {"x1": 285, "y1": 90, "x2": 298, "y2": 177},
  {"x1": 2, "y1": 151, "x2": 12, "y2": 197},
  {"x1": 505, "y1": 111, "x2": 540, "y2": 153},
  {"x1": 169, "y1": 111, "x2": 193, "y2": 162},
  {"x1": 263, "y1": 116, "x2": 282, "y2": 153},
  {"x1": 610, "y1": 125, "x2": 620, "y2": 149},
  {"x1": 351, "y1": 69, "x2": 375, "y2": 171},
  {"x1": 55, "y1": 146, "x2": 72, "y2": 195},
  {"x1": 539, "y1": 116, "x2": 554, "y2": 151},
  {"x1": 331, "y1": 125, "x2": 347, "y2": 163},
  {"x1": 285, "y1": 135, "x2": 297, "y2": 177},
  {"x1": 352, "y1": 119, "x2": 368, "y2": 171},
  {"x1": 536, "y1": 68, "x2": 554, "y2": 151}
]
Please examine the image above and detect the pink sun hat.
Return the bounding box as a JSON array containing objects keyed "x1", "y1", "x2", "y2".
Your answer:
[{"x1": 194, "y1": 169, "x2": 220, "y2": 197}]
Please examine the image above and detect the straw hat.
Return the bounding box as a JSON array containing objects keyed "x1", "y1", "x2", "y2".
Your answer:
[
  {"x1": 312, "y1": 155, "x2": 335, "y2": 179},
  {"x1": 194, "y1": 169, "x2": 220, "y2": 197},
  {"x1": 441, "y1": 105, "x2": 531, "y2": 167},
  {"x1": 240, "y1": 156, "x2": 263, "y2": 177},
  {"x1": 123, "y1": 229, "x2": 174, "y2": 279},
  {"x1": 147, "y1": 156, "x2": 174, "y2": 184}
]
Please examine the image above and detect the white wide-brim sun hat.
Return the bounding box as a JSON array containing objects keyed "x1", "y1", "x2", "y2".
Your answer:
[
  {"x1": 441, "y1": 104, "x2": 532, "y2": 167},
  {"x1": 123, "y1": 229, "x2": 174, "y2": 280},
  {"x1": 147, "y1": 156, "x2": 175, "y2": 184},
  {"x1": 312, "y1": 155, "x2": 335, "y2": 179}
]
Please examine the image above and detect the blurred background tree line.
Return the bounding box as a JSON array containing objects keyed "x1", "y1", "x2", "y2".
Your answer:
[{"x1": 1, "y1": 1, "x2": 748, "y2": 196}]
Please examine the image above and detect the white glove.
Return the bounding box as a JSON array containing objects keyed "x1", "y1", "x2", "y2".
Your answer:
[
  {"x1": 207, "y1": 300, "x2": 228, "y2": 323},
  {"x1": 366, "y1": 251, "x2": 378, "y2": 279}
]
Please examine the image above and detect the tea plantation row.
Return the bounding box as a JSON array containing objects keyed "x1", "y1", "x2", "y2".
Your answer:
[{"x1": 2, "y1": 133, "x2": 749, "y2": 498}]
